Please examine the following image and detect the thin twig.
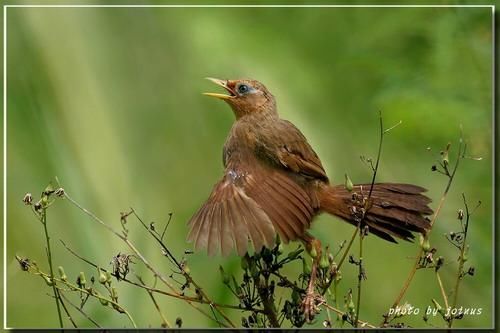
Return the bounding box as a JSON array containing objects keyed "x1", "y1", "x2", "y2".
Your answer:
[
  {"x1": 382, "y1": 139, "x2": 465, "y2": 326},
  {"x1": 137, "y1": 276, "x2": 171, "y2": 328},
  {"x1": 322, "y1": 303, "x2": 375, "y2": 328},
  {"x1": 59, "y1": 292, "x2": 101, "y2": 328},
  {"x1": 336, "y1": 228, "x2": 357, "y2": 271},
  {"x1": 256, "y1": 274, "x2": 279, "y2": 327},
  {"x1": 337, "y1": 111, "x2": 396, "y2": 272},
  {"x1": 56, "y1": 290, "x2": 78, "y2": 328},
  {"x1": 435, "y1": 271, "x2": 449, "y2": 310},
  {"x1": 448, "y1": 193, "x2": 473, "y2": 328},
  {"x1": 130, "y1": 208, "x2": 235, "y2": 327},
  {"x1": 31, "y1": 268, "x2": 136, "y2": 328},
  {"x1": 40, "y1": 208, "x2": 64, "y2": 328},
  {"x1": 354, "y1": 227, "x2": 365, "y2": 327},
  {"x1": 59, "y1": 240, "x2": 260, "y2": 313},
  {"x1": 368, "y1": 110, "x2": 385, "y2": 198},
  {"x1": 62, "y1": 192, "x2": 234, "y2": 328},
  {"x1": 340, "y1": 111, "x2": 390, "y2": 328},
  {"x1": 161, "y1": 213, "x2": 173, "y2": 242}
]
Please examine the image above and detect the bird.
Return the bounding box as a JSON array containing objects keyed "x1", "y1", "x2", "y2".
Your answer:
[{"x1": 187, "y1": 77, "x2": 433, "y2": 321}]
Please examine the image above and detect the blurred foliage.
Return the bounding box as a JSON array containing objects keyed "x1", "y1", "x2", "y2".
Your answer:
[{"x1": 6, "y1": 4, "x2": 492, "y2": 328}]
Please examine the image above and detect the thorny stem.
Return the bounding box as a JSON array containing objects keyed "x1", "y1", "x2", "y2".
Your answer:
[
  {"x1": 40, "y1": 208, "x2": 64, "y2": 328},
  {"x1": 62, "y1": 192, "x2": 235, "y2": 328},
  {"x1": 382, "y1": 139, "x2": 465, "y2": 326}
]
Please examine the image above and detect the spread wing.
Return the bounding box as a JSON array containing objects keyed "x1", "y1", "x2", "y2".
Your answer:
[
  {"x1": 187, "y1": 159, "x2": 315, "y2": 256},
  {"x1": 266, "y1": 120, "x2": 328, "y2": 182}
]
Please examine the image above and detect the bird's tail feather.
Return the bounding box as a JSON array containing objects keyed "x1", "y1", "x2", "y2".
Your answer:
[{"x1": 319, "y1": 183, "x2": 433, "y2": 243}]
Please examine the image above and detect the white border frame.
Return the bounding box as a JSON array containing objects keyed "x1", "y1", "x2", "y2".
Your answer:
[{"x1": 2, "y1": 4, "x2": 495, "y2": 330}]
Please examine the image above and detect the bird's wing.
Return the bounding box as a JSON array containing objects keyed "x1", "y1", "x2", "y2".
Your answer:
[
  {"x1": 268, "y1": 120, "x2": 328, "y2": 182},
  {"x1": 187, "y1": 161, "x2": 315, "y2": 256}
]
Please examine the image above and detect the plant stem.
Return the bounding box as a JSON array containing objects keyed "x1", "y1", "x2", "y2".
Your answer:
[
  {"x1": 256, "y1": 275, "x2": 279, "y2": 327},
  {"x1": 33, "y1": 268, "x2": 137, "y2": 328},
  {"x1": 138, "y1": 276, "x2": 171, "y2": 328},
  {"x1": 60, "y1": 292, "x2": 101, "y2": 328},
  {"x1": 41, "y1": 208, "x2": 64, "y2": 328},
  {"x1": 130, "y1": 208, "x2": 234, "y2": 327},
  {"x1": 448, "y1": 193, "x2": 471, "y2": 328},
  {"x1": 435, "y1": 271, "x2": 449, "y2": 310},
  {"x1": 367, "y1": 110, "x2": 384, "y2": 199},
  {"x1": 57, "y1": 291, "x2": 77, "y2": 328},
  {"x1": 62, "y1": 193, "x2": 235, "y2": 327},
  {"x1": 339, "y1": 113, "x2": 385, "y2": 270},
  {"x1": 337, "y1": 228, "x2": 358, "y2": 271},
  {"x1": 381, "y1": 139, "x2": 464, "y2": 326},
  {"x1": 382, "y1": 192, "x2": 446, "y2": 326},
  {"x1": 61, "y1": 240, "x2": 262, "y2": 313},
  {"x1": 354, "y1": 227, "x2": 364, "y2": 327},
  {"x1": 448, "y1": 247, "x2": 466, "y2": 328},
  {"x1": 322, "y1": 303, "x2": 375, "y2": 328}
]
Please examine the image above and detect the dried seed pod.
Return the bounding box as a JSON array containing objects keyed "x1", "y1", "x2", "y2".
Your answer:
[{"x1": 22, "y1": 193, "x2": 33, "y2": 205}]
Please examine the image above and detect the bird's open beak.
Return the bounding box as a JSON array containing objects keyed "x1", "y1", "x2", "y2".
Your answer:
[{"x1": 203, "y1": 77, "x2": 235, "y2": 100}]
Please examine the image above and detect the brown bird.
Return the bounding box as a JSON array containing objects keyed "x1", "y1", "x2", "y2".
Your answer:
[{"x1": 187, "y1": 77, "x2": 432, "y2": 320}]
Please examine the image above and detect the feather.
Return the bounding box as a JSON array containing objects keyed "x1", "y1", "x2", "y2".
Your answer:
[
  {"x1": 207, "y1": 202, "x2": 220, "y2": 256},
  {"x1": 220, "y1": 200, "x2": 234, "y2": 256},
  {"x1": 227, "y1": 197, "x2": 248, "y2": 256}
]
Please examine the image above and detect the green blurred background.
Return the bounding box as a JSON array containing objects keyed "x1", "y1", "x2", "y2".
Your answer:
[{"x1": 6, "y1": 5, "x2": 492, "y2": 328}]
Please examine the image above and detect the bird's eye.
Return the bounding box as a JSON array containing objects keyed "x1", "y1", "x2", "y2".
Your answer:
[{"x1": 237, "y1": 84, "x2": 249, "y2": 94}]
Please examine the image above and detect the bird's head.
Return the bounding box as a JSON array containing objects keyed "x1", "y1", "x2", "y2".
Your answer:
[{"x1": 203, "y1": 78, "x2": 277, "y2": 119}]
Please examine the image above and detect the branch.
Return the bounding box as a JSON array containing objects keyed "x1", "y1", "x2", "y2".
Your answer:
[
  {"x1": 382, "y1": 137, "x2": 466, "y2": 326},
  {"x1": 130, "y1": 208, "x2": 235, "y2": 327},
  {"x1": 62, "y1": 192, "x2": 235, "y2": 328},
  {"x1": 322, "y1": 303, "x2": 375, "y2": 328},
  {"x1": 20, "y1": 261, "x2": 137, "y2": 328},
  {"x1": 59, "y1": 292, "x2": 101, "y2": 328},
  {"x1": 35, "y1": 187, "x2": 64, "y2": 328},
  {"x1": 448, "y1": 193, "x2": 477, "y2": 328},
  {"x1": 137, "y1": 276, "x2": 171, "y2": 328},
  {"x1": 59, "y1": 240, "x2": 259, "y2": 313}
]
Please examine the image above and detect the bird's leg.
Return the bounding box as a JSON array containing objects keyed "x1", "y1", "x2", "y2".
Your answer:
[{"x1": 300, "y1": 234, "x2": 325, "y2": 322}]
